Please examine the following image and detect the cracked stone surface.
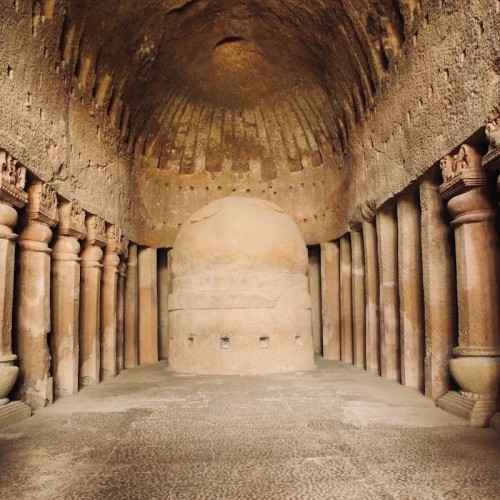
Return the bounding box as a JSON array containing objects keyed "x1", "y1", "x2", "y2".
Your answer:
[{"x1": 1, "y1": 359, "x2": 499, "y2": 499}]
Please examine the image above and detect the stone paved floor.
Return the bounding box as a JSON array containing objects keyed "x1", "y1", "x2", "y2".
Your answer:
[{"x1": 1, "y1": 360, "x2": 499, "y2": 500}]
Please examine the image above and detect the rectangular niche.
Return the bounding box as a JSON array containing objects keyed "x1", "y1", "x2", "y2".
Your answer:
[
  {"x1": 220, "y1": 336, "x2": 230, "y2": 349},
  {"x1": 259, "y1": 336, "x2": 270, "y2": 348},
  {"x1": 295, "y1": 335, "x2": 303, "y2": 346}
]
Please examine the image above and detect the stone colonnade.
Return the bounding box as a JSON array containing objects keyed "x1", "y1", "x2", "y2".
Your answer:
[
  {"x1": 321, "y1": 114, "x2": 500, "y2": 428},
  {"x1": 0, "y1": 150, "x2": 159, "y2": 428}
]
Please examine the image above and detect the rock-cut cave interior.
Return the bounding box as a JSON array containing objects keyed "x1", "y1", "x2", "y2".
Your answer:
[{"x1": 0, "y1": 1, "x2": 499, "y2": 498}]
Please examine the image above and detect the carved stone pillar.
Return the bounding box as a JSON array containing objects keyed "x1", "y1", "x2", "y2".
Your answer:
[
  {"x1": 419, "y1": 169, "x2": 457, "y2": 402},
  {"x1": 0, "y1": 151, "x2": 31, "y2": 427},
  {"x1": 124, "y1": 243, "x2": 139, "y2": 368},
  {"x1": 100, "y1": 225, "x2": 122, "y2": 381},
  {"x1": 116, "y1": 237, "x2": 129, "y2": 372},
  {"x1": 51, "y1": 200, "x2": 86, "y2": 398},
  {"x1": 308, "y1": 246, "x2": 322, "y2": 355},
  {"x1": 158, "y1": 248, "x2": 171, "y2": 360},
  {"x1": 350, "y1": 227, "x2": 366, "y2": 369},
  {"x1": 16, "y1": 180, "x2": 59, "y2": 409},
  {"x1": 376, "y1": 201, "x2": 400, "y2": 381},
  {"x1": 79, "y1": 215, "x2": 106, "y2": 386},
  {"x1": 320, "y1": 241, "x2": 341, "y2": 360},
  {"x1": 437, "y1": 144, "x2": 500, "y2": 427},
  {"x1": 362, "y1": 219, "x2": 380, "y2": 375},
  {"x1": 339, "y1": 235, "x2": 353, "y2": 363},
  {"x1": 483, "y1": 107, "x2": 500, "y2": 430},
  {"x1": 397, "y1": 188, "x2": 424, "y2": 391},
  {"x1": 138, "y1": 247, "x2": 158, "y2": 365}
]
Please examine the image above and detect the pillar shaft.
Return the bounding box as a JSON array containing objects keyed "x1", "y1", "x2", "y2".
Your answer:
[
  {"x1": 308, "y1": 246, "x2": 322, "y2": 355},
  {"x1": 79, "y1": 215, "x2": 106, "y2": 386},
  {"x1": 376, "y1": 202, "x2": 400, "y2": 381},
  {"x1": 116, "y1": 260, "x2": 127, "y2": 372},
  {"x1": 320, "y1": 241, "x2": 341, "y2": 360},
  {"x1": 419, "y1": 170, "x2": 457, "y2": 401},
  {"x1": 51, "y1": 201, "x2": 86, "y2": 398},
  {"x1": 0, "y1": 208, "x2": 17, "y2": 360},
  {"x1": 100, "y1": 225, "x2": 122, "y2": 381},
  {"x1": 351, "y1": 229, "x2": 365, "y2": 369},
  {"x1": 16, "y1": 181, "x2": 59, "y2": 409},
  {"x1": 362, "y1": 221, "x2": 380, "y2": 375},
  {"x1": 340, "y1": 235, "x2": 353, "y2": 364},
  {"x1": 138, "y1": 247, "x2": 158, "y2": 365},
  {"x1": 124, "y1": 243, "x2": 139, "y2": 368},
  {"x1": 158, "y1": 248, "x2": 171, "y2": 360},
  {"x1": 397, "y1": 189, "x2": 425, "y2": 391}
]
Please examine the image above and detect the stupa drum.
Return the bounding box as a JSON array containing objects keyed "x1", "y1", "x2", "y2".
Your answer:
[{"x1": 168, "y1": 196, "x2": 315, "y2": 375}]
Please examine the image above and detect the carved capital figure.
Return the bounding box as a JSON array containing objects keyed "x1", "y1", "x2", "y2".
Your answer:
[
  {"x1": 0, "y1": 150, "x2": 28, "y2": 209},
  {"x1": 485, "y1": 105, "x2": 500, "y2": 152},
  {"x1": 105, "y1": 224, "x2": 123, "y2": 255},
  {"x1": 439, "y1": 144, "x2": 488, "y2": 203},
  {"x1": 58, "y1": 200, "x2": 87, "y2": 240},
  {"x1": 85, "y1": 215, "x2": 107, "y2": 248},
  {"x1": 483, "y1": 105, "x2": 500, "y2": 181},
  {"x1": 25, "y1": 181, "x2": 59, "y2": 228},
  {"x1": 120, "y1": 236, "x2": 130, "y2": 259}
]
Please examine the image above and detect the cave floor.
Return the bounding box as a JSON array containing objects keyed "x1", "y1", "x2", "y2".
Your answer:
[{"x1": 1, "y1": 359, "x2": 499, "y2": 500}]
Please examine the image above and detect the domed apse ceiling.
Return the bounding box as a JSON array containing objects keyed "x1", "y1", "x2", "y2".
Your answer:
[{"x1": 64, "y1": 0, "x2": 406, "y2": 181}]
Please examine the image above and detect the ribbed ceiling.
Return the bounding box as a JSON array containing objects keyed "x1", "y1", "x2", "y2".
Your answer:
[{"x1": 61, "y1": 0, "x2": 408, "y2": 180}]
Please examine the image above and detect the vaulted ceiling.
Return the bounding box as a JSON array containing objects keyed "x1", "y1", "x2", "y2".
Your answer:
[{"x1": 60, "y1": 0, "x2": 410, "y2": 180}]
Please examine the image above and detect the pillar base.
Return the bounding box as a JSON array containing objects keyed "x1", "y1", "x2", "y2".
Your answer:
[
  {"x1": 437, "y1": 390, "x2": 497, "y2": 427},
  {"x1": 0, "y1": 401, "x2": 31, "y2": 430},
  {"x1": 490, "y1": 412, "x2": 500, "y2": 431}
]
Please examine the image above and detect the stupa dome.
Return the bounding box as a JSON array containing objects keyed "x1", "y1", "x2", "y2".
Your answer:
[{"x1": 171, "y1": 196, "x2": 308, "y2": 277}]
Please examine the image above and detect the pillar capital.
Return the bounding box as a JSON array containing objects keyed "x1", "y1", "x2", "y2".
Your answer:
[
  {"x1": 0, "y1": 151, "x2": 28, "y2": 241},
  {"x1": 57, "y1": 200, "x2": 87, "y2": 240},
  {"x1": 105, "y1": 224, "x2": 123, "y2": 253},
  {"x1": 118, "y1": 236, "x2": 129, "y2": 278},
  {"x1": 24, "y1": 180, "x2": 59, "y2": 227},
  {"x1": 483, "y1": 106, "x2": 500, "y2": 184},
  {"x1": 53, "y1": 201, "x2": 87, "y2": 261},
  {"x1": 18, "y1": 181, "x2": 58, "y2": 250},
  {"x1": 84, "y1": 214, "x2": 106, "y2": 249},
  {"x1": 439, "y1": 144, "x2": 487, "y2": 198},
  {"x1": 349, "y1": 199, "x2": 377, "y2": 229},
  {"x1": 439, "y1": 145, "x2": 495, "y2": 226},
  {"x1": 120, "y1": 236, "x2": 129, "y2": 259},
  {"x1": 0, "y1": 149, "x2": 28, "y2": 210}
]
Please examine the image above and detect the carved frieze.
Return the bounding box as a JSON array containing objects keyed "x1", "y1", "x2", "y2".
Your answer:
[
  {"x1": 58, "y1": 200, "x2": 87, "y2": 239},
  {"x1": 483, "y1": 105, "x2": 500, "y2": 172},
  {"x1": 439, "y1": 144, "x2": 486, "y2": 200},
  {"x1": 85, "y1": 214, "x2": 107, "y2": 247},
  {"x1": 26, "y1": 180, "x2": 59, "y2": 227},
  {"x1": 0, "y1": 149, "x2": 28, "y2": 209}
]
